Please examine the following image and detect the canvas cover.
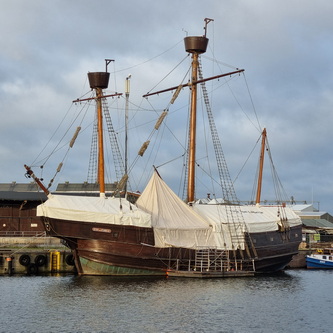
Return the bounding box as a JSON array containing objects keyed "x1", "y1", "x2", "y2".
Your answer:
[
  {"x1": 136, "y1": 171, "x2": 219, "y2": 249},
  {"x1": 37, "y1": 194, "x2": 152, "y2": 227},
  {"x1": 193, "y1": 203, "x2": 302, "y2": 233},
  {"x1": 38, "y1": 171, "x2": 302, "y2": 250},
  {"x1": 137, "y1": 171, "x2": 301, "y2": 250}
]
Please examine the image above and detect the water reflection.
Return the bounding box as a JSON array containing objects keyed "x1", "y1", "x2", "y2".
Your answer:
[{"x1": 0, "y1": 270, "x2": 332, "y2": 333}]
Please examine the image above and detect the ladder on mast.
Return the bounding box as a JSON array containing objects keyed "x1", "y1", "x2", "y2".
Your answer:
[
  {"x1": 87, "y1": 93, "x2": 125, "y2": 186},
  {"x1": 101, "y1": 96, "x2": 125, "y2": 184},
  {"x1": 198, "y1": 63, "x2": 257, "y2": 258}
]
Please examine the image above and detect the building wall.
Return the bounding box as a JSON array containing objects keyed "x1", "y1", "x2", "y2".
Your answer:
[{"x1": 0, "y1": 201, "x2": 45, "y2": 235}]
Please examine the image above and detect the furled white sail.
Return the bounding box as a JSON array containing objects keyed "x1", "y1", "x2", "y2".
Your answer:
[
  {"x1": 136, "y1": 171, "x2": 220, "y2": 249},
  {"x1": 37, "y1": 194, "x2": 151, "y2": 227}
]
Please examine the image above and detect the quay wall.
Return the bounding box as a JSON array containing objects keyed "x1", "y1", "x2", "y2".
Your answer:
[
  {"x1": 0, "y1": 237, "x2": 76, "y2": 275},
  {"x1": 2, "y1": 238, "x2": 332, "y2": 274},
  {"x1": 288, "y1": 241, "x2": 333, "y2": 268},
  {"x1": 0, "y1": 236, "x2": 64, "y2": 247}
]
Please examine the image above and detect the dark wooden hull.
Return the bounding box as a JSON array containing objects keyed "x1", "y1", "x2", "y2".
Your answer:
[
  {"x1": 42, "y1": 217, "x2": 302, "y2": 276},
  {"x1": 249, "y1": 225, "x2": 302, "y2": 272}
]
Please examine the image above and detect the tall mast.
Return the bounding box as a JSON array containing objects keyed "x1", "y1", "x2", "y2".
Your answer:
[
  {"x1": 124, "y1": 75, "x2": 131, "y2": 194},
  {"x1": 187, "y1": 51, "x2": 199, "y2": 203},
  {"x1": 87, "y1": 60, "x2": 112, "y2": 198},
  {"x1": 25, "y1": 61, "x2": 122, "y2": 196},
  {"x1": 140, "y1": 20, "x2": 247, "y2": 205},
  {"x1": 256, "y1": 128, "x2": 267, "y2": 204},
  {"x1": 96, "y1": 87, "x2": 105, "y2": 195},
  {"x1": 184, "y1": 20, "x2": 210, "y2": 203}
]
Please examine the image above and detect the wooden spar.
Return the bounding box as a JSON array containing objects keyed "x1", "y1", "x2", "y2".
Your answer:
[
  {"x1": 142, "y1": 69, "x2": 244, "y2": 98},
  {"x1": 256, "y1": 128, "x2": 267, "y2": 205},
  {"x1": 73, "y1": 93, "x2": 122, "y2": 103},
  {"x1": 96, "y1": 88, "x2": 105, "y2": 195},
  {"x1": 24, "y1": 165, "x2": 49, "y2": 195},
  {"x1": 187, "y1": 52, "x2": 199, "y2": 203}
]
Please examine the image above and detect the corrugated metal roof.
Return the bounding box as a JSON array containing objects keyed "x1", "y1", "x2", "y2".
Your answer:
[
  {"x1": 0, "y1": 182, "x2": 118, "y2": 193},
  {"x1": 301, "y1": 218, "x2": 333, "y2": 229},
  {"x1": 0, "y1": 182, "x2": 39, "y2": 192},
  {"x1": 0, "y1": 182, "x2": 46, "y2": 201},
  {"x1": 0, "y1": 182, "x2": 117, "y2": 201},
  {"x1": 56, "y1": 182, "x2": 117, "y2": 192},
  {"x1": 297, "y1": 211, "x2": 328, "y2": 217},
  {"x1": 292, "y1": 204, "x2": 318, "y2": 212},
  {"x1": 0, "y1": 191, "x2": 47, "y2": 201}
]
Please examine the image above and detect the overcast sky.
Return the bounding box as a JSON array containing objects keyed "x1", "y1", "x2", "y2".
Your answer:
[{"x1": 1, "y1": 0, "x2": 333, "y2": 212}]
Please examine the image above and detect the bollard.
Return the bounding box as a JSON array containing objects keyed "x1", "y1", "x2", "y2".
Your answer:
[
  {"x1": 6, "y1": 257, "x2": 13, "y2": 276},
  {"x1": 50, "y1": 251, "x2": 61, "y2": 272}
]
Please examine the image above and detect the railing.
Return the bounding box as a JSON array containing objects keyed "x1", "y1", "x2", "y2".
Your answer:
[
  {"x1": 0, "y1": 231, "x2": 47, "y2": 237},
  {"x1": 171, "y1": 249, "x2": 255, "y2": 273}
]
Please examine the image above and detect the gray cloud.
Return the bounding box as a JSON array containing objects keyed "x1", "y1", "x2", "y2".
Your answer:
[{"x1": 1, "y1": 0, "x2": 333, "y2": 212}]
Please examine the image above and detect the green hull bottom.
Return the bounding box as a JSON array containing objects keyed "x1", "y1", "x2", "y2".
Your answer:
[{"x1": 79, "y1": 257, "x2": 166, "y2": 276}]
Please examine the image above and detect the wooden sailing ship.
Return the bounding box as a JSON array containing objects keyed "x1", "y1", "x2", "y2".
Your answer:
[{"x1": 25, "y1": 19, "x2": 302, "y2": 276}]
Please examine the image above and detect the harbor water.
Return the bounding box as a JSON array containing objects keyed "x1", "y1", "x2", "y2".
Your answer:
[{"x1": 0, "y1": 269, "x2": 332, "y2": 333}]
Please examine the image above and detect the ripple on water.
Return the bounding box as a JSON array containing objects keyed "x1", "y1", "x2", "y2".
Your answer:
[{"x1": 0, "y1": 270, "x2": 332, "y2": 333}]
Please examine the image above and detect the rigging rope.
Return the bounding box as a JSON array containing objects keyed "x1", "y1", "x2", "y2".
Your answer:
[
  {"x1": 144, "y1": 55, "x2": 189, "y2": 96},
  {"x1": 32, "y1": 94, "x2": 94, "y2": 169},
  {"x1": 31, "y1": 93, "x2": 95, "y2": 190},
  {"x1": 127, "y1": 59, "x2": 192, "y2": 183},
  {"x1": 202, "y1": 53, "x2": 262, "y2": 134},
  {"x1": 114, "y1": 39, "x2": 184, "y2": 75}
]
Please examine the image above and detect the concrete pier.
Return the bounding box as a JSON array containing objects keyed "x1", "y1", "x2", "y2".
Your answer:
[{"x1": 0, "y1": 237, "x2": 76, "y2": 275}]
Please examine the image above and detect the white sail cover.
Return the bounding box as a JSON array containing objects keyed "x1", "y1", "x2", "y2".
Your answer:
[
  {"x1": 136, "y1": 171, "x2": 217, "y2": 249},
  {"x1": 37, "y1": 171, "x2": 301, "y2": 251},
  {"x1": 193, "y1": 203, "x2": 302, "y2": 234},
  {"x1": 192, "y1": 204, "x2": 246, "y2": 249},
  {"x1": 136, "y1": 171, "x2": 302, "y2": 250},
  {"x1": 37, "y1": 194, "x2": 151, "y2": 227}
]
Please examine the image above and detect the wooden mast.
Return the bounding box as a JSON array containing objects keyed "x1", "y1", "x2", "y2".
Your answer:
[
  {"x1": 255, "y1": 128, "x2": 267, "y2": 205},
  {"x1": 124, "y1": 75, "x2": 131, "y2": 195},
  {"x1": 187, "y1": 51, "x2": 199, "y2": 203},
  {"x1": 96, "y1": 87, "x2": 105, "y2": 195},
  {"x1": 184, "y1": 19, "x2": 211, "y2": 203},
  {"x1": 143, "y1": 19, "x2": 250, "y2": 203},
  {"x1": 87, "y1": 60, "x2": 112, "y2": 198},
  {"x1": 24, "y1": 61, "x2": 123, "y2": 196},
  {"x1": 142, "y1": 19, "x2": 246, "y2": 204},
  {"x1": 76, "y1": 61, "x2": 122, "y2": 197}
]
